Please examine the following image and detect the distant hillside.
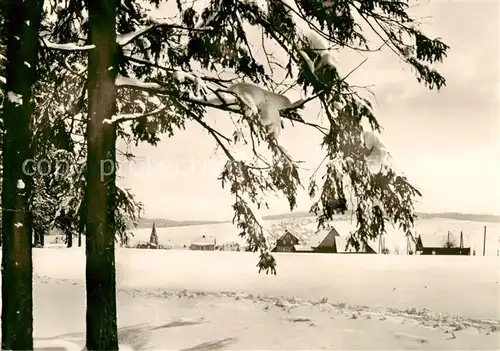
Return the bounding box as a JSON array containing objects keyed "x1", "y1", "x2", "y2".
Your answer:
[
  {"x1": 263, "y1": 211, "x2": 500, "y2": 223},
  {"x1": 134, "y1": 211, "x2": 315, "y2": 228},
  {"x1": 133, "y1": 211, "x2": 500, "y2": 229},
  {"x1": 135, "y1": 218, "x2": 225, "y2": 229},
  {"x1": 262, "y1": 211, "x2": 314, "y2": 221},
  {"x1": 415, "y1": 212, "x2": 500, "y2": 223}
]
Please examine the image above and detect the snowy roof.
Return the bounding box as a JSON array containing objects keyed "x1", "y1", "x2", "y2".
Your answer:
[
  {"x1": 309, "y1": 227, "x2": 340, "y2": 248},
  {"x1": 276, "y1": 230, "x2": 299, "y2": 243},
  {"x1": 335, "y1": 236, "x2": 378, "y2": 253},
  {"x1": 190, "y1": 236, "x2": 216, "y2": 246}
]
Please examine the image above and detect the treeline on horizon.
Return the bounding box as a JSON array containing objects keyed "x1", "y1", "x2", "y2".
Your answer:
[{"x1": 133, "y1": 211, "x2": 500, "y2": 229}]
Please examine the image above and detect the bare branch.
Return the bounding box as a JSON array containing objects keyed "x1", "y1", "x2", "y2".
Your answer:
[
  {"x1": 176, "y1": 102, "x2": 234, "y2": 161},
  {"x1": 340, "y1": 57, "x2": 368, "y2": 82}
]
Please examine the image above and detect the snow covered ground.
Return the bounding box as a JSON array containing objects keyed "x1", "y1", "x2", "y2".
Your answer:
[{"x1": 0, "y1": 248, "x2": 498, "y2": 350}]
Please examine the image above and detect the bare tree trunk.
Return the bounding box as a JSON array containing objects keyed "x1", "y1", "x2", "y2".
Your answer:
[
  {"x1": 40, "y1": 228, "x2": 44, "y2": 246},
  {"x1": 1, "y1": 0, "x2": 42, "y2": 349},
  {"x1": 84, "y1": 0, "x2": 119, "y2": 349},
  {"x1": 78, "y1": 230, "x2": 82, "y2": 247},
  {"x1": 66, "y1": 230, "x2": 73, "y2": 248},
  {"x1": 34, "y1": 228, "x2": 43, "y2": 247}
]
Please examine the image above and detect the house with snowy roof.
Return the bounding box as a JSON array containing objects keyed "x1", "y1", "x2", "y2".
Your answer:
[
  {"x1": 308, "y1": 226, "x2": 379, "y2": 254},
  {"x1": 190, "y1": 235, "x2": 216, "y2": 251},
  {"x1": 271, "y1": 230, "x2": 300, "y2": 252},
  {"x1": 415, "y1": 232, "x2": 470, "y2": 255}
]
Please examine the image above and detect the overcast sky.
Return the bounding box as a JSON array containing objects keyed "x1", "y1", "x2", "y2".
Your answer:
[{"x1": 117, "y1": 1, "x2": 500, "y2": 221}]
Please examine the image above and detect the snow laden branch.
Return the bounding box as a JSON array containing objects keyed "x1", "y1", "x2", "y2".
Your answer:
[
  {"x1": 103, "y1": 105, "x2": 168, "y2": 124},
  {"x1": 40, "y1": 37, "x2": 95, "y2": 51},
  {"x1": 362, "y1": 130, "x2": 393, "y2": 174},
  {"x1": 114, "y1": 74, "x2": 323, "y2": 133},
  {"x1": 219, "y1": 143, "x2": 301, "y2": 274},
  {"x1": 116, "y1": 20, "x2": 215, "y2": 47}
]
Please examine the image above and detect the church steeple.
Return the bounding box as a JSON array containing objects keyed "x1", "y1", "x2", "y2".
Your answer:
[{"x1": 149, "y1": 220, "x2": 158, "y2": 246}]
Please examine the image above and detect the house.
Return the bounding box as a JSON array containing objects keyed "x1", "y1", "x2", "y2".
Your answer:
[
  {"x1": 415, "y1": 232, "x2": 471, "y2": 255},
  {"x1": 293, "y1": 245, "x2": 314, "y2": 253},
  {"x1": 271, "y1": 230, "x2": 300, "y2": 252},
  {"x1": 216, "y1": 241, "x2": 241, "y2": 251},
  {"x1": 334, "y1": 236, "x2": 377, "y2": 254},
  {"x1": 307, "y1": 226, "x2": 378, "y2": 254},
  {"x1": 190, "y1": 235, "x2": 216, "y2": 251},
  {"x1": 309, "y1": 227, "x2": 341, "y2": 253}
]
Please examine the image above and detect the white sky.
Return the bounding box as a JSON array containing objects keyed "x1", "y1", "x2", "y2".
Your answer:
[{"x1": 117, "y1": 1, "x2": 500, "y2": 221}]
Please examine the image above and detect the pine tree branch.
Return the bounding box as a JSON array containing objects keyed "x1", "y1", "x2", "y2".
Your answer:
[
  {"x1": 176, "y1": 102, "x2": 234, "y2": 161},
  {"x1": 114, "y1": 75, "x2": 326, "y2": 133},
  {"x1": 39, "y1": 37, "x2": 95, "y2": 51},
  {"x1": 104, "y1": 105, "x2": 168, "y2": 124},
  {"x1": 124, "y1": 55, "x2": 235, "y2": 85},
  {"x1": 117, "y1": 21, "x2": 215, "y2": 47}
]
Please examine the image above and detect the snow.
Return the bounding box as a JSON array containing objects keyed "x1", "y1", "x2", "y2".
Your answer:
[
  {"x1": 305, "y1": 31, "x2": 339, "y2": 71},
  {"x1": 115, "y1": 75, "x2": 163, "y2": 90},
  {"x1": 205, "y1": 93, "x2": 238, "y2": 105},
  {"x1": 24, "y1": 61, "x2": 31, "y2": 68},
  {"x1": 242, "y1": 0, "x2": 268, "y2": 14},
  {"x1": 298, "y1": 50, "x2": 315, "y2": 73},
  {"x1": 172, "y1": 71, "x2": 208, "y2": 97},
  {"x1": 8, "y1": 91, "x2": 23, "y2": 106},
  {"x1": 172, "y1": 70, "x2": 195, "y2": 84},
  {"x1": 1, "y1": 248, "x2": 497, "y2": 350},
  {"x1": 320, "y1": 50, "x2": 339, "y2": 68},
  {"x1": 103, "y1": 105, "x2": 166, "y2": 124},
  {"x1": 227, "y1": 82, "x2": 291, "y2": 139},
  {"x1": 14, "y1": 223, "x2": 23, "y2": 228},
  {"x1": 0, "y1": 76, "x2": 5, "y2": 84},
  {"x1": 17, "y1": 179, "x2": 26, "y2": 189},
  {"x1": 194, "y1": 1, "x2": 222, "y2": 30},
  {"x1": 362, "y1": 130, "x2": 392, "y2": 174},
  {"x1": 103, "y1": 116, "x2": 118, "y2": 124},
  {"x1": 117, "y1": 25, "x2": 155, "y2": 46},
  {"x1": 355, "y1": 95, "x2": 375, "y2": 114},
  {"x1": 306, "y1": 31, "x2": 329, "y2": 52},
  {"x1": 41, "y1": 38, "x2": 95, "y2": 51}
]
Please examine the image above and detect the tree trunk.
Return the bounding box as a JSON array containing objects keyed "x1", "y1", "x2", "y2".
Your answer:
[
  {"x1": 33, "y1": 228, "x2": 43, "y2": 247},
  {"x1": 66, "y1": 230, "x2": 73, "y2": 248},
  {"x1": 40, "y1": 228, "x2": 44, "y2": 246},
  {"x1": 1, "y1": 0, "x2": 42, "y2": 349},
  {"x1": 33, "y1": 229, "x2": 39, "y2": 247},
  {"x1": 78, "y1": 230, "x2": 82, "y2": 247},
  {"x1": 85, "y1": 0, "x2": 119, "y2": 349}
]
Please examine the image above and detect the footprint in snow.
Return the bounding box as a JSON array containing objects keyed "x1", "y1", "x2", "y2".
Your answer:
[
  {"x1": 289, "y1": 316, "x2": 312, "y2": 323},
  {"x1": 393, "y1": 332, "x2": 429, "y2": 344}
]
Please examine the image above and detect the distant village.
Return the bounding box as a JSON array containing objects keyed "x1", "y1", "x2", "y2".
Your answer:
[{"x1": 130, "y1": 218, "x2": 493, "y2": 256}]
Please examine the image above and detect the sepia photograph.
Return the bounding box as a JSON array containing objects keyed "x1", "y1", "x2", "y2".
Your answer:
[{"x1": 0, "y1": 0, "x2": 498, "y2": 350}]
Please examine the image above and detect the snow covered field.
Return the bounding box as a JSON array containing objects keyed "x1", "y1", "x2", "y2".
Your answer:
[{"x1": 1, "y1": 248, "x2": 498, "y2": 350}]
